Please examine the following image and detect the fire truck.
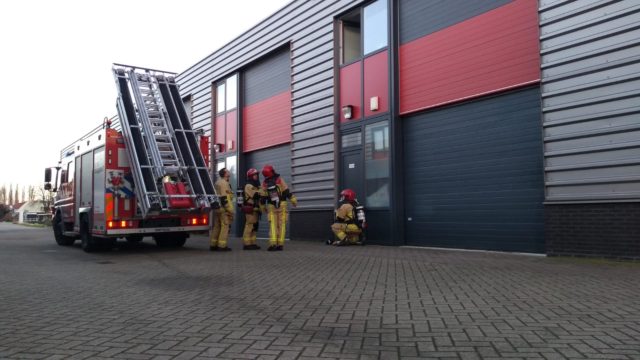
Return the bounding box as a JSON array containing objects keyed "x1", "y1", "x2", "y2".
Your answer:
[{"x1": 44, "y1": 64, "x2": 219, "y2": 252}]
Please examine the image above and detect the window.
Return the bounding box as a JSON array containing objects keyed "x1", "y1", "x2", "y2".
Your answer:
[
  {"x1": 226, "y1": 74, "x2": 237, "y2": 110},
  {"x1": 339, "y1": 0, "x2": 388, "y2": 64},
  {"x1": 216, "y1": 156, "x2": 237, "y2": 191},
  {"x1": 341, "y1": 11, "x2": 361, "y2": 64},
  {"x1": 216, "y1": 83, "x2": 225, "y2": 114},
  {"x1": 215, "y1": 75, "x2": 238, "y2": 114},
  {"x1": 216, "y1": 161, "x2": 226, "y2": 173},
  {"x1": 213, "y1": 73, "x2": 239, "y2": 156},
  {"x1": 365, "y1": 121, "x2": 389, "y2": 207},
  {"x1": 342, "y1": 131, "x2": 362, "y2": 148},
  {"x1": 363, "y1": 0, "x2": 388, "y2": 55},
  {"x1": 225, "y1": 155, "x2": 237, "y2": 191}
]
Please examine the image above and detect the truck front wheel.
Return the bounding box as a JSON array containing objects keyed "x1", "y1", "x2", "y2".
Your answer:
[{"x1": 53, "y1": 213, "x2": 75, "y2": 246}]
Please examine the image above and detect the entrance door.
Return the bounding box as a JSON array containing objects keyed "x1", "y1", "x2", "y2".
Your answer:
[{"x1": 341, "y1": 151, "x2": 364, "y2": 203}]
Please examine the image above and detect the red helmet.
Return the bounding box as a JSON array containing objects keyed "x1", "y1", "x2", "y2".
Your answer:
[
  {"x1": 261, "y1": 165, "x2": 275, "y2": 178},
  {"x1": 246, "y1": 168, "x2": 258, "y2": 179},
  {"x1": 340, "y1": 189, "x2": 356, "y2": 202}
]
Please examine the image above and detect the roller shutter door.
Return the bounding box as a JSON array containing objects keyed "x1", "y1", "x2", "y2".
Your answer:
[
  {"x1": 403, "y1": 88, "x2": 544, "y2": 252},
  {"x1": 244, "y1": 144, "x2": 291, "y2": 240}
]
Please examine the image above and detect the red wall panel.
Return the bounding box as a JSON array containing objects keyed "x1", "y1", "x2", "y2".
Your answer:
[
  {"x1": 339, "y1": 62, "x2": 362, "y2": 122},
  {"x1": 243, "y1": 90, "x2": 291, "y2": 152},
  {"x1": 399, "y1": 0, "x2": 540, "y2": 115},
  {"x1": 214, "y1": 114, "x2": 225, "y2": 150},
  {"x1": 225, "y1": 110, "x2": 237, "y2": 152},
  {"x1": 364, "y1": 51, "x2": 389, "y2": 118}
]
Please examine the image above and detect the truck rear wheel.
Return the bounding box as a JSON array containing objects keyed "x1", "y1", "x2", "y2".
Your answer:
[
  {"x1": 126, "y1": 235, "x2": 144, "y2": 243},
  {"x1": 80, "y1": 220, "x2": 99, "y2": 252},
  {"x1": 153, "y1": 234, "x2": 187, "y2": 248},
  {"x1": 53, "y1": 213, "x2": 75, "y2": 246}
]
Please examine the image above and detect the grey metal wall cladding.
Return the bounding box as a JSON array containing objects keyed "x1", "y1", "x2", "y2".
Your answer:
[
  {"x1": 244, "y1": 48, "x2": 291, "y2": 106},
  {"x1": 245, "y1": 144, "x2": 292, "y2": 239},
  {"x1": 403, "y1": 87, "x2": 545, "y2": 253},
  {"x1": 176, "y1": 0, "x2": 365, "y2": 210},
  {"x1": 540, "y1": 0, "x2": 640, "y2": 202},
  {"x1": 399, "y1": 0, "x2": 512, "y2": 44}
]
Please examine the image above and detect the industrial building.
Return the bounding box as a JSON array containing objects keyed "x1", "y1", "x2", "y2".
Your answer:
[{"x1": 176, "y1": 0, "x2": 640, "y2": 258}]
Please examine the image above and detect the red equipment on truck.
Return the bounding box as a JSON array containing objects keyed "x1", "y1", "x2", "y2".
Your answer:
[{"x1": 44, "y1": 64, "x2": 219, "y2": 252}]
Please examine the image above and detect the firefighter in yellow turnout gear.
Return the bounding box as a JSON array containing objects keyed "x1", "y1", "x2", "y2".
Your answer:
[
  {"x1": 241, "y1": 168, "x2": 262, "y2": 250},
  {"x1": 210, "y1": 168, "x2": 234, "y2": 251},
  {"x1": 330, "y1": 189, "x2": 364, "y2": 246},
  {"x1": 261, "y1": 165, "x2": 297, "y2": 251}
]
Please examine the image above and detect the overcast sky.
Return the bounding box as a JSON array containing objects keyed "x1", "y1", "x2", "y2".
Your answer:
[{"x1": 0, "y1": 0, "x2": 290, "y2": 196}]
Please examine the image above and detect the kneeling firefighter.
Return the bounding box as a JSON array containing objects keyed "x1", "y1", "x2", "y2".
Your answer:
[
  {"x1": 261, "y1": 165, "x2": 297, "y2": 251},
  {"x1": 330, "y1": 189, "x2": 366, "y2": 246},
  {"x1": 239, "y1": 168, "x2": 262, "y2": 250}
]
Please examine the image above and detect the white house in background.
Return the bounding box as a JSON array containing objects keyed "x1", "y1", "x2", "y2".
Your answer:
[{"x1": 13, "y1": 201, "x2": 47, "y2": 224}]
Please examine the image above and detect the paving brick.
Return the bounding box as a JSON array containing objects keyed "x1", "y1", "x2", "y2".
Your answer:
[{"x1": 2, "y1": 227, "x2": 640, "y2": 360}]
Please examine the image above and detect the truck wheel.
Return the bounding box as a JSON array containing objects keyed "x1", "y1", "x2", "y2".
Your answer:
[
  {"x1": 80, "y1": 219, "x2": 98, "y2": 253},
  {"x1": 53, "y1": 213, "x2": 75, "y2": 246},
  {"x1": 153, "y1": 234, "x2": 187, "y2": 248},
  {"x1": 126, "y1": 235, "x2": 144, "y2": 243},
  {"x1": 173, "y1": 235, "x2": 187, "y2": 247}
]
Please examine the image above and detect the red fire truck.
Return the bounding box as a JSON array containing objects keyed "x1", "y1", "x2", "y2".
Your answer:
[{"x1": 45, "y1": 65, "x2": 218, "y2": 252}]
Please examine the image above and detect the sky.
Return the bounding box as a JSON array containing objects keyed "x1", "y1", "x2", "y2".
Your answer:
[{"x1": 0, "y1": 0, "x2": 290, "y2": 196}]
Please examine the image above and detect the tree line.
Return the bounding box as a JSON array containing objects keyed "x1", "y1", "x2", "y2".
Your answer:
[{"x1": 0, "y1": 184, "x2": 42, "y2": 206}]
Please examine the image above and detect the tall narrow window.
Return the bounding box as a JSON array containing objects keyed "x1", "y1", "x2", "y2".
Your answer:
[
  {"x1": 364, "y1": 0, "x2": 388, "y2": 55},
  {"x1": 225, "y1": 155, "x2": 237, "y2": 192},
  {"x1": 365, "y1": 121, "x2": 390, "y2": 207},
  {"x1": 341, "y1": 10, "x2": 361, "y2": 64},
  {"x1": 226, "y1": 74, "x2": 238, "y2": 110},
  {"x1": 216, "y1": 83, "x2": 226, "y2": 114}
]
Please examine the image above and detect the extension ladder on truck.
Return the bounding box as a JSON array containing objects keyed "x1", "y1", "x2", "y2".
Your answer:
[{"x1": 113, "y1": 64, "x2": 218, "y2": 217}]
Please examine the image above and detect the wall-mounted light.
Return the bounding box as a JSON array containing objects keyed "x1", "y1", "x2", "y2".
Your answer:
[
  {"x1": 370, "y1": 96, "x2": 379, "y2": 111},
  {"x1": 342, "y1": 105, "x2": 353, "y2": 120},
  {"x1": 213, "y1": 143, "x2": 224, "y2": 153}
]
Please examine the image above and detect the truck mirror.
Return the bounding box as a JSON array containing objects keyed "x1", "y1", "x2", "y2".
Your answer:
[
  {"x1": 44, "y1": 168, "x2": 52, "y2": 182},
  {"x1": 44, "y1": 183, "x2": 52, "y2": 191}
]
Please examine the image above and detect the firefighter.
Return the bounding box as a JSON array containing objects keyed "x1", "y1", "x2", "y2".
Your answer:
[
  {"x1": 241, "y1": 168, "x2": 262, "y2": 250},
  {"x1": 261, "y1": 165, "x2": 297, "y2": 251},
  {"x1": 330, "y1": 189, "x2": 364, "y2": 246},
  {"x1": 210, "y1": 168, "x2": 234, "y2": 251}
]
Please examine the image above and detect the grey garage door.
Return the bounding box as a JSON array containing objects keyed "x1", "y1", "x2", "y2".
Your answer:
[
  {"x1": 244, "y1": 144, "x2": 291, "y2": 240},
  {"x1": 403, "y1": 87, "x2": 544, "y2": 253}
]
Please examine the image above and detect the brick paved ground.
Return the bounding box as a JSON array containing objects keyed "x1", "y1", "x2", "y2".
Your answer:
[{"x1": 1, "y1": 222, "x2": 640, "y2": 359}]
